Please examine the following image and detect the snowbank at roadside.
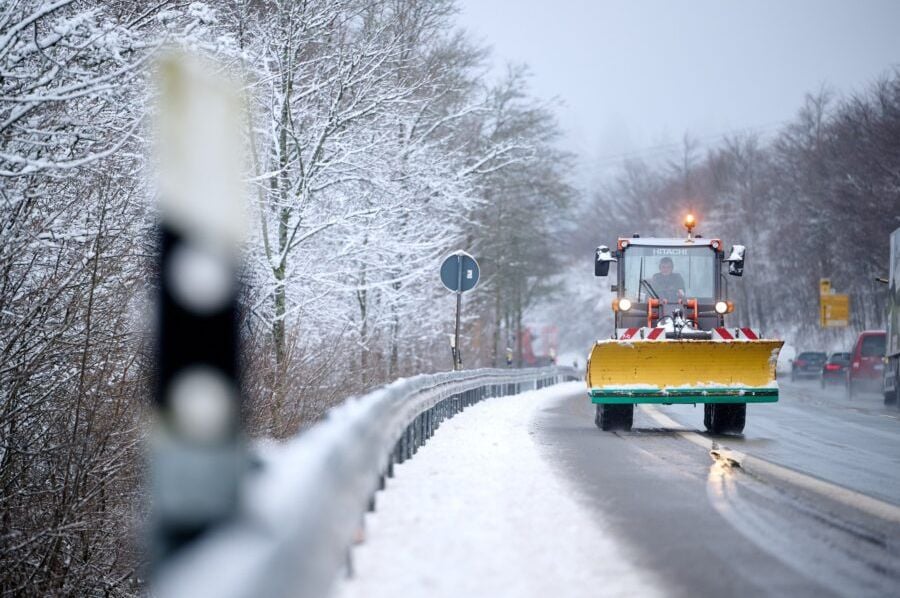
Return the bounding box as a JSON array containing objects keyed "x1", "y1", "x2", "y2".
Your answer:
[{"x1": 335, "y1": 381, "x2": 659, "y2": 598}]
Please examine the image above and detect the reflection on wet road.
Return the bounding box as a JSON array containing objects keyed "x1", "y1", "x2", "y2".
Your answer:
[
  {"x1": 535, "y1": 382, "x2": 900, "y2": 597},
  {"x1": 656, "y1": 380, "x2": 900, "y2": 505}
]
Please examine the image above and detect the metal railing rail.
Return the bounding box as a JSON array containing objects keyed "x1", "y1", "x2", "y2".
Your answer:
[{"x1": 154, "y1": 365, "x2": 580, "y2": 598}]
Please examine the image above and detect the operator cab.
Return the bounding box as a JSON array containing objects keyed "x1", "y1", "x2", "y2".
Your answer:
[{"x1": 595, "y1": 215, "x2": 745, "y2": 334}]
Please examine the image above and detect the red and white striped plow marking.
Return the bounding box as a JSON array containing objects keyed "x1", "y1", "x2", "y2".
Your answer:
[
  {"x1": 712, "y1": 327, "x2": 761, "y2": 340},
  {"x1": 616, "y1": 327, "x2": 665, "y2": 340}
]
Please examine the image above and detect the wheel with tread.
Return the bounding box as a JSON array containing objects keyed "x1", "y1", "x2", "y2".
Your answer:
[
  {"x1": 596, "y1": 404, "x2": 633, "y2": 431},
  {"x1": 705, "y1": 403, "x2": 745, "y2": 435}
]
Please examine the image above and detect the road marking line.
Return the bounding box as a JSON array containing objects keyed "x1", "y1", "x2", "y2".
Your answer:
[{"x1": 639, "y1": 404, "x2": 900, "y2": 525}]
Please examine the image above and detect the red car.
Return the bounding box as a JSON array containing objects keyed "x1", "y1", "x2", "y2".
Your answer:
[{"x1": 847, "y1": 331, "x2": 886, "y2": 399}]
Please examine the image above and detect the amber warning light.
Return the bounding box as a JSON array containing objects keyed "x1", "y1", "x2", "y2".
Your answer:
[{"x1": 684, "y1": 213, "x2": 696, "y2": 231}]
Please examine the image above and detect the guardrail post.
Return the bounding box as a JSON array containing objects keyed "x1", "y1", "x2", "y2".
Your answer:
[
  {"x1": 406, "y1": 422, "x2": 412, "y2": 458},
  {"x1": 405, "y1": 424, "x2": 413, "y2": 460},
  {"x1": 401, "y1": 427, "x2": 408, "y2": 461},
  {"x1": 396, "y1": 436, "x2": 405, "y2": 464},
  {"x1": 421, "y1": 412, "x2": 427, "y2": 443}
]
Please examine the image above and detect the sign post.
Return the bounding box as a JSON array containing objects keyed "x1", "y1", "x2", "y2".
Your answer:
[{"x1": 440, "y1": 251, "x2": 480, "y2": 370}]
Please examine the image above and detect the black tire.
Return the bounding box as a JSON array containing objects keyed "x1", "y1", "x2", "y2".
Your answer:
[
  {"x1": 887, "y1": 389, "x2": 898, "y2": 406},
  {"x1": 706, "y1": 403, "x2": 746, "y2": 435},
  {"x1": 703, "y1": 404, "x2": 713, "y2": 430},
  {"x1": 596, "y1": 404, "x2": 633, "y2": 431}
]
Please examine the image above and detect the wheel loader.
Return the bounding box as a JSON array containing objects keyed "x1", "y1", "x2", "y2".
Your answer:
[{"x1": 588, "y1": 215, "x2": 783, "y2": 434}]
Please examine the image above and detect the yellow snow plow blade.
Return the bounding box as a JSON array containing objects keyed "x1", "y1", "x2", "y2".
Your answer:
[{"x1": 587, "y1": 339, "x2": 784, "y2": 404}]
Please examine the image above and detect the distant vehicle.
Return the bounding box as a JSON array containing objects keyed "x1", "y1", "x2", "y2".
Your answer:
[
  {"x1": 847, "y1": 331, "x2": 886, "y2": 399},
  {"x1": 790, "y1": 352, "x2": 826, "y2": 382},
  {"x1": 884, "y1": 227, "x2": 899, "y2": 405},
  {"x1": 820, "y1": 352, "x2": 851, "y2": 388}
]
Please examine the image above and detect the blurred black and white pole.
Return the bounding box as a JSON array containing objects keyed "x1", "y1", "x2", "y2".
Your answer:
[
  {"x1": 151, "y1": 53, "x2": 246, "y2": 566},
  {"x1": 454, "y1": 254, "x2": 463, "y2": 371}
]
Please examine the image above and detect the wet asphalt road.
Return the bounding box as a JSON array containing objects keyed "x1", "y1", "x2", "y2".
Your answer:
[{"x1": 534, "y1": 381, "x2": 900, "y2": 597}]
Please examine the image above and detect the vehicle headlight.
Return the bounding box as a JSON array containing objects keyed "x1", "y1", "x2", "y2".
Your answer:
[
  {"x1": 619, "y1": 298, "x2": 632, "y2": 312},
  {"x1": 715, "y1": 301, "x2": 728, "y2": 314}
]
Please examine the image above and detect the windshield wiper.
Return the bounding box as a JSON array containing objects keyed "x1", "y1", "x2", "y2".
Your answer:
[{"x1": 641, "y1": 278, "x2": 659, "y2": 300}]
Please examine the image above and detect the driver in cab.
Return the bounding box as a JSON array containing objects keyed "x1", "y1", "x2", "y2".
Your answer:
[{"x1": 651, "y1": 257, "x2": 685, "y2": 303}]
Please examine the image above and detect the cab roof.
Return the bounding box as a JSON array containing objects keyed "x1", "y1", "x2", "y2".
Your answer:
[{"x1": 618, "y1": 237, "x2": 718, "y2": 247}]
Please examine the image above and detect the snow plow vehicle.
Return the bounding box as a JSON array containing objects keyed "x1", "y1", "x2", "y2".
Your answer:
[{"x1": 588, "y1": 215, "x2": 783, "y2": 434}]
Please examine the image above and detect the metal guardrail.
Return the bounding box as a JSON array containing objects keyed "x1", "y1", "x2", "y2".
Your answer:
[{"x1": 153, "y1": 365, "x2": 580, "y2": 598}]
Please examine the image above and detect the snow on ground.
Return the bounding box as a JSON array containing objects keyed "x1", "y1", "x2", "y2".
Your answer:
[{"x1": 335, "y1": 381, "x2": 660, "y2": 598}]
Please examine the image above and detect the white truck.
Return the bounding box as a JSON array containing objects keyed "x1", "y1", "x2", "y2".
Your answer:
[{"x1": 885, "y1": 228, "x2": 900, "y2": 406}]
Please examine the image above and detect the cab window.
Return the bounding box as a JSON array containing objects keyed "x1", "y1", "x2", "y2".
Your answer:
[{"x1": 622, "y1": 246, "x2": 716, "y2": 301}]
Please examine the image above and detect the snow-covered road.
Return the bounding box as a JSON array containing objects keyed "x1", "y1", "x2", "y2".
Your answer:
[{"x1": 336, "y1": 381, "x2": 660, "y2": 598}]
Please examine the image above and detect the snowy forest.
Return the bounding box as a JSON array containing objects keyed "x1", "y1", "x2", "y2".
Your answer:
[{"x1": 1, "y1": 0, "x2": 898, "y2": 594}]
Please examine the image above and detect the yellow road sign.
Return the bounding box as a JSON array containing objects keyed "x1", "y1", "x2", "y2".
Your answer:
[{"x1": 820, "y1": 294, "x2": 850, "y2": 327}]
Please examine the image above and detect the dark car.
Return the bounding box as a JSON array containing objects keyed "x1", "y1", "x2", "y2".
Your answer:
[
  {"x1": 791, "y1": 352, "x2": 827, "y2": 382},
  {"x1": 848, "y1": 331, "x2": 886, "y2": 399},
  {"x1": 820, "y1": 352, "x2": 850, "y2": 388}
]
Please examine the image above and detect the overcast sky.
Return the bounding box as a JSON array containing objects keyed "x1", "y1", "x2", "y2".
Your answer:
[{"x1": 457, "y1": 0, "x2": 900, "y2": 178}]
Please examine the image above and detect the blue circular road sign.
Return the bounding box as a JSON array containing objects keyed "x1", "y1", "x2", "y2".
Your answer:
[{"x1": 440, "y1": 251, "x2": 480, "y2": 292}]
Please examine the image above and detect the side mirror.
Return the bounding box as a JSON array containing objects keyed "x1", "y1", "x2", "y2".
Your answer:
[
  {"x1": 726, "y1": 244, "x2": 745, "y2": 277},
  {"x1": 595, "y1": 245, "x2": 616, "y2": 277}
]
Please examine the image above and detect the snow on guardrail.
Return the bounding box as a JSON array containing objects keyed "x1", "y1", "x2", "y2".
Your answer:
[{"x1": 153, "y1": 366, "x2": 580, "y2": 598}]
